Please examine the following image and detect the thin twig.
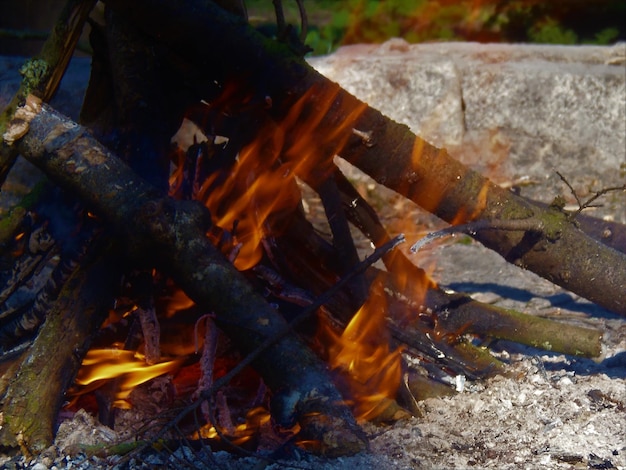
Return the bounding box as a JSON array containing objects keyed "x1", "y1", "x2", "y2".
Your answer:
[
  {"x1": 272, "y1": 0, "x2": 286, "y2": 38},
  {"x1": 410, "y1": 218, "x2": 544, "y2": 253},
  {"x1": 577, "y1": 185, "x2": 626, "y2": 213},
  {"x1": 556, "y1": 171, "x2": 626, "y2": 217},
  {"x1": 556, "y1": 171, "x2": 583, "y2": 209},
  {"x1": 295, "y1": 0, "x2": 308, "y2": 42}
]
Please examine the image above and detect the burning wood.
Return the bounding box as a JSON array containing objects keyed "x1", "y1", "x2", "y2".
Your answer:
[{"x1": 0, "y1": 0, "x2": 623, "y2": 465}]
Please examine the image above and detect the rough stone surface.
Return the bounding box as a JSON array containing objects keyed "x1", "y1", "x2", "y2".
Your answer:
[{"x1": 310, "y1": 40, "x2": 626, "y2": 215}]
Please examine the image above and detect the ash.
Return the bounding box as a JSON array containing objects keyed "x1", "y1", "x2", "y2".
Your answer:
[{"x1": 1, "y1": 342, "x2": 623, "y2": 469}]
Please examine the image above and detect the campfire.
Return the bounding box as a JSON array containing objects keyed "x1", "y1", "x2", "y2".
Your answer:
[{"x1": 0, "y1": 0, "x2": 624, "y2": 466}]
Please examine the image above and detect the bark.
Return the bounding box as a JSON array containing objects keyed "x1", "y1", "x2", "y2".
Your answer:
[
  {"x1": 0, "y1": 245, "x2": 119, "y2": 453},
  {"x1": 102, "y1": 0, "x2": 626, "y2": 315},
  {"x1": 529, "y1": 198, "x2": 626, "y2": 255},
  {"x1": 12, "y1": 103, "x2": 366, "y2": 456},
  {"x1": 263, "y1": 171, "x2": 603, "y2": 358},
  {"x1": 332, "y1": 169, "x2": 603, "y2": 357},
  {"x1": 421, "y1": 288, "x2": 602, "y2": 357},
  {"x1": 0, "y1": 0, "x2": 96, "y2": 184},
  {"x1": 0, "y1": 0, "x2": 618, "y2": 455}
]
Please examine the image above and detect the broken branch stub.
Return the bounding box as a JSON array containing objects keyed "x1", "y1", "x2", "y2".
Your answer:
[{"x1": 12, "y1": 101, "x2": 367, "y2": 455}]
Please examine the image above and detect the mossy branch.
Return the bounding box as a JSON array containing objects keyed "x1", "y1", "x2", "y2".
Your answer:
[{"x1": 1, "y1": 0, "x2": 96, "y2": 185}]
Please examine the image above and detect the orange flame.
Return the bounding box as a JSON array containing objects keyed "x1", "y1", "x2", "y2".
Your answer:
[
  {"x1": 193, "y1": 406, "x2": 274, "y2": 446},
  {"x1": 161, "y1": 287, "x2": 195, "y2": 318},
  {"x1": 72, "y1": 345, "x2": 183, "y2": 409},
  {"x1": 169, "y1": 81, "x2": 367, "y2": 271},
  {"x1": 195, "y1": 140, "x2": 303, "y2": 270},
  {"x1": 320, "y1": 282, "x2": 402, "y2": 421}
]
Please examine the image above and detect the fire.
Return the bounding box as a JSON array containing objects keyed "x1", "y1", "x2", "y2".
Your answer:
[
  {"x1": 193, "y1": 406, "x2": 274, "y2": 446},
  {"x1": 161, "y1": 285, "x2": 195, "y2": 319},
  {"x1": 320, "y1": 281, "x2": 403, "y2": 422},
  {"x1": 72, "y1": 345, "x2": 183, "y2": 409},
  {"x1": 195, "y1": 139, "x2": 303, "y2": 270},
  {"x1": 169, "y1": 81, "x2": 367, "y2": 271},
  {"x1": 164, "y1": 74, "x2": 469, "y2": 430}
]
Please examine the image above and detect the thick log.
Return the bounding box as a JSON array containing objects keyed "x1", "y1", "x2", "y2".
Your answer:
[
  {"x1": 11, "y1": 102, "x2": 366, "y2": 456},
  {"x1": 102, "y1": 0, "x2": 626, "y2": 315},
  {"x1": 0, "y1": 245, "x2": 119, "y2": 453}
]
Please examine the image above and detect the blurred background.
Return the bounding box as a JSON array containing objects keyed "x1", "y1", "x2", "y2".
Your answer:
[{"x1": 1, "y1": 0, "x2": 625, "y2": 56}]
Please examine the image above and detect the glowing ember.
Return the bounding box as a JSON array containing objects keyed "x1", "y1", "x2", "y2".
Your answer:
[
  {"x1": 72, "y1": 345, "x2": 183, "y2": 409},
  {"x1": 193, "y1": 406, "x2": 274, "y2": 446}
]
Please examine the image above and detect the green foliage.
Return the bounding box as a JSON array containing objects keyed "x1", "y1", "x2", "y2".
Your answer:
[
  {"x1": 19, "y1": 58, "x2": 49, "y2": 96},
  {"x1": 592, "y1": 27, "x2": 620, "y2": 45},
  {"x1": 242, "y1": 0, "x2": 624, "y2": 56},
  {"x1": 295, "y1": 0, "x2": 625, "y2": 56},
  {"x1": 528, "y1": 19, "x2": 578, "y2": 45},
  {"x1": 305, "y1": 9, "x2": 350, "y2": 56}
]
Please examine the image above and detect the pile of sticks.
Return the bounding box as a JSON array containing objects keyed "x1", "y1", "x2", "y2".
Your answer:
[{"x1": 0, "y1": 0, "x2": 624, "y2": 459}]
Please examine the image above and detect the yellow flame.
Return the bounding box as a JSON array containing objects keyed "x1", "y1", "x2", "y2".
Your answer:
[
  {"x1": 73, "y1": 346, "x2": 183, "y2": 409},
  {"x1": 321, "y1": 282, "x2": 403, "y2": 421},
  {"x1": 192, "y1": 407, "x2": 273, "y2": 446},
  {"x1": 169, "y1": 81, "x2": 368, "y2": 271}
]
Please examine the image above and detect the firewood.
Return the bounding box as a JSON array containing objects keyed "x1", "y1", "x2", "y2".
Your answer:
[
  {"x1": 0, "y1": 0, "x2": 619, "y2": 461},
  {"x1": 0, "y1": 244, "x2": 120, "y2": 453},
  {"x1": 266, "y1": 198, "x2": 601, "y2": 358},
  {"x1": 0, "y1": 0, "x2": 96, "y2": 185},
  {"x1": 102, "y1": 0, "x2": 626, "y2": 314},
  {"x1": 10, "y1": 102, "x2": 367, "y2": 456}
]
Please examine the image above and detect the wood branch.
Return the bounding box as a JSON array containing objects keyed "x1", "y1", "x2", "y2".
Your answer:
[
  {"x1": 11, "y1": 102, "x2": 367, "y2": 456},
  {"x1": 102, "y1": 0, "x2": 626, "y2": 315},
  {"x1": 0, "y1": 0, "x2": 618, "y2": 458},
  {"x1": 421, "y1": 287, "x2": 602, "y2": 357},
  {"x1": 1, "y1": 0, "x2": 96, "y2": 184},
  {"x1": 528, "y1": 197, "x2": 626, "y2": 255},
  {"x1": 0, "y1": 244, "x2": 119, "y2": 454},
  {"x1": 304, "y1": 170, "x2": 603, "y2": 358}
]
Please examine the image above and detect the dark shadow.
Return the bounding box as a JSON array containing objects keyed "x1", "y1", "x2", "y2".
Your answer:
[
  {"x1": 489, "y1": 340, "x2": 626, "y2": 379},
  {"x1": 447, "y1": 281, "x2": 620, "y2": 319}
]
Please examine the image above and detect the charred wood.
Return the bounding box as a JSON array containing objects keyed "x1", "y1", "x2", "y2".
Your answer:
[
  {"x1": 102, "y1": 0, "x2": 626, "y2": 314},
  {"x1": 12, "y1": 102, "x2": 367, "y2": 455},
  {"x1": 314, "y1": 173, "x2": 369, "y2": 307},
  {"x1": 0, "y1": 184, "x2": 101, "y2": 352},
  {"x1": 0, "y1": 244, "x2": 120, "y2": 453},
  {"x1": 0, "y1": 0, "x2": 619, "y2": 459}
]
